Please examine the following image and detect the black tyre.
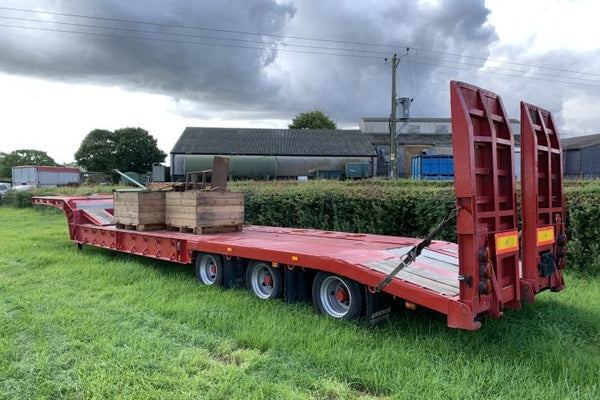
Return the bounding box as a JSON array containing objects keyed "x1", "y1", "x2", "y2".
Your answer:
[
  {"x1": 312, "y1": 272, "x2": 363, "y2": 320},
  {"x1": 195, "y1": 253, "x2": 223, "y2": 286},
  {"x1": 246, "y1": 261, "x2": 283, "y2": 299}
]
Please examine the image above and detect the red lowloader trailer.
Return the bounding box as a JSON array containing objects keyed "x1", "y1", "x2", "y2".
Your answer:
[{"x1": 32, "y1": 82, "x2": 567, "y2": 330}]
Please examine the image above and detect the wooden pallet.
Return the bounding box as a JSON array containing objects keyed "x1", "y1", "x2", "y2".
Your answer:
[
  {"x1": 166, "y1": 223, "x2": 243, "y2": 235},
  {"x1": 116, "y1": 223, "x2": 167, "y2": 232},
  {"x1": 145, "y1": 182, "x2": 176, "y2": 191}
]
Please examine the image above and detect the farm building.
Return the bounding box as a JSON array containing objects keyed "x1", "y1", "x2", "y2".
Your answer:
[
  {"x1": 170, "y1": 127, "x2": 377, "y2": 181},
  {"x1": 360, "y1": 117, "x2": 521, "y2": 178},
  {"x1": 12, "y1": 165, "x2": 80, "y2": 187},
  {"x1": 562, "y1": 134, "x2": 600, "y2": 178}
]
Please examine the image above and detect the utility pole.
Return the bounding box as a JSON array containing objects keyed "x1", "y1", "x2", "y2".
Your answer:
[{"x1": 388, "y1": 54, "x2": 400, "y2": 179}]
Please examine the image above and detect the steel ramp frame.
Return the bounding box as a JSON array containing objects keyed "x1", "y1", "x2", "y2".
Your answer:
[
  {"x1": 520, "y1": 102, "x2": 566, "y2": 299},
  {"x1": 450, "y1": 81, "x2": 520, "y2": 321}
]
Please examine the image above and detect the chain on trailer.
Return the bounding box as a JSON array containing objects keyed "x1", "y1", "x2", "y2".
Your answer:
[{"x1": 375, "y1": 205, "x2": 461, "y2": 292}]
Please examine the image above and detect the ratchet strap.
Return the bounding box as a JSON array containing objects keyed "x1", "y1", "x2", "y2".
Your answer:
[{"x1": 375, "y1": 205, "x2": 461, "y2": 292}]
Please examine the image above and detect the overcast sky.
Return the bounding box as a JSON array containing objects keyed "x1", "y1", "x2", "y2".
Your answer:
[{"x1": 0, "y1": 0, "x2": 598, "y2": 164}]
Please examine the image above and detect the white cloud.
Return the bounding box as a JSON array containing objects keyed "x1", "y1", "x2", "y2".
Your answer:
[
  {"x1": 0, "y1": 73, "x2": 292, "y2": 164},
  {"x1": 561, "y1": 92, "x2": 600, "y2": 136},
  {"x1": 486, "y1": 0, "x2": 600, "y2": 53},
  {"x1": 0, "y1": 73, "x2": 174, "y2": 163}
]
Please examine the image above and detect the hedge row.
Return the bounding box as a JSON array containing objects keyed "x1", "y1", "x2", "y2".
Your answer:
[
  {"x1": 238, "y1": 180, "x2": 599, "y2": 275},
  {"x1": 3, "y1": 179, "x2": 599, "y2": 274},
  {"x1": 562, "y1": 184, "x2": 600, "y2": 275},
  {"x1": 0, "y1": 185, "x2": 128, "y2": 207},
  {"x1": 237, "y1": 181, "x2": 457, "y2": 241}
]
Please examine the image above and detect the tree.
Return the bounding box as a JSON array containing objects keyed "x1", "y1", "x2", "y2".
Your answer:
[
  {"x1": 288, "y1": 110, "x2": 337, "y2": 130},
  {"x1": 0, "y1": 149, "x2": 57, "y2": 178},
  {"x1": 75, "y1": 127, "x2": 166, "y2": 175},
  {"x1": 74, "y1": 129, "x2": 116, "y2": 173},
  {"x1": 113, "y1": 127, "x2": 167, "y2": 173}
]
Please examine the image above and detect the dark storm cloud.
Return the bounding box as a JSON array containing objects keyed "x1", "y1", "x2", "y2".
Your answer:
[
  {"x1": 0, "y1": 0, "x2": 295, "y2": 107},
  {"x1": 461, "y1": 41, "x2": 600, "y2": 136},
  {"x1": 0, "y1": 0, "x2": 501, "y2": 123},
  {"x1": 260, "y1": 0, "x2": 498, "y2": 122}
]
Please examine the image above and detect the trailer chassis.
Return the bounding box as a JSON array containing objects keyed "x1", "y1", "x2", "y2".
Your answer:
[{"x1": 32, "y1": 82, "x2": 566, "y2": 330}]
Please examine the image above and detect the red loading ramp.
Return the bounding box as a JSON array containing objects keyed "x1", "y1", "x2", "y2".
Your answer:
[
  {"x1": 81, "y1": 208, "x2": 115, "y2": 226},
  {"x1": 450, "y1": 81, "x2": 520, "y2": 318},
  {"x1": 520, "y1": 102, "x2": 566, "y2": 298}
]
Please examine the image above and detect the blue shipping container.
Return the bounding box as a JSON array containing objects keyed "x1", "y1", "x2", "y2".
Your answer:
[
  {"x1": 412, "y1": 153, "x2": 521, "y2": 181},
  {"x1": 411, "y1": 155, "x2": 454, "y2": 180}
]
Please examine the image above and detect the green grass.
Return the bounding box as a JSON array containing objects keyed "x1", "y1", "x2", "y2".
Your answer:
[{"x1": 1, "y1": 207, "x2": 599, "y2": 399}]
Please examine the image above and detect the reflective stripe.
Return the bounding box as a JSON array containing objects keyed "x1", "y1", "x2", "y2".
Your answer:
[
  {"x1": 495, "y1": 230, "x2": 519, "y2": 254},
  {"x1": 537, "y1": 226, "x2": 555, "y2": 246}
]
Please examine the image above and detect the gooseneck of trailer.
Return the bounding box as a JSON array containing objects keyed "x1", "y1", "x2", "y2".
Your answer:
[{"x1": 32, "y1": 81, "x2": 567, "y2": 330}]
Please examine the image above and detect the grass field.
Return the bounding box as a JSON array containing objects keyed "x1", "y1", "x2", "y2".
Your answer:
[{"x1": 1, "y1": 206, "x2": 599, "y2": 399}]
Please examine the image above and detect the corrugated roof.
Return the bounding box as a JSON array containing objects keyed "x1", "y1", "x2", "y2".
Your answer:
[
  {"x1": 171, "y1": 127, "x2": 376, "y2": 157},
  {"x1": 364, "y1": 133, "x2": 520, "y2": 146},
  {"x1": 12, "y1": 165, "x2": 80, "y2": 173},
  {"x1": 359, "y1": 117, "x2": 521, "y2": 123},
  {"x1": 562, "y1": 134, "x2": 600, "y2": 150},
  {"x1": 365, "y1": 133, "x2": 454, "y2": 145}
]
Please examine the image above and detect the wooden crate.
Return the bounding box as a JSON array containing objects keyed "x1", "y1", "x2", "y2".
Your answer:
[
  {"x1": 165, "y1": 191, "x2": 244, "y2": 234},
  {"x1": 113, "y1": 191, "x2": 166, "y2": 230}
]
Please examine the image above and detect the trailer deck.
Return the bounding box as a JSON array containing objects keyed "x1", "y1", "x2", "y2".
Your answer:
[{"x1": 33, "y1": 195, "x2": 467, "y2": 324}]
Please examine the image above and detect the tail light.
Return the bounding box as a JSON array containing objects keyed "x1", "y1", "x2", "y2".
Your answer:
[{"x1": 478, "y1": 246, "x2": 493, "y2": 295}]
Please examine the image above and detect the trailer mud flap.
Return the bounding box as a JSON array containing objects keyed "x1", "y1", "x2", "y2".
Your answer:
[
  {"x1": 223, "y1": 257, "x2": 246, "y2": 289},
  {"x1": 365, "y1": 290, "x2": 392, "y2": 325},
  {"x1": 284, "y1": 266, "x2": 311, "y2": 304}
]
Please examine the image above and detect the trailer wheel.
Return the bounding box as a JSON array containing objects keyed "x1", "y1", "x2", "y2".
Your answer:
[
  {"x1": 195, "y1": 253, "x2": 223, "y2": 286},
  {"x1": 246, "y1": 261, "x2": 282, "y2": 299},
  {"x1": 312, "y1": 272, "x2": 362, "y2": 320}
]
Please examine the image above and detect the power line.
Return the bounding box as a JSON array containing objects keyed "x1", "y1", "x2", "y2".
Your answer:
[
  {"x1": 0, "y1": 15, "x2": 392, "y2": 57},
  {"x1": 1, "y1": 12, "x2": 599, "y2": 88},
  {"x1": 407, "y1": 54, "x2": 600, "y2": 84},
  {"x1": 2, "y1": 14, "x2": 598, "y2": 85},
  {"x1": 410, "y1": 58, "x2": 600, "y2": 88},
  {"x1": 406, "y1": 46, "x2": 600, "y2": 78},
  {"x1": 0, "y1": 6, "x2": 397, "y2": 49},
  {"x1": 2, "y1": 22, "x2": 599, "y2": 88},
  {"x1": 0, "y1": 23, "x2": 380, "y2": 60},
  {"x1": 1, "y1": 5, "x2": 599, "y2": 79}
]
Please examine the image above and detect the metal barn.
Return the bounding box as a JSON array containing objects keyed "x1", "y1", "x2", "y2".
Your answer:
[
  {"x1": 562, "y1": 134, "x2": 600, "y2": 178},
  {"x1": 170, "y1": 128, "x2": 377, "y2": 181},
  {"x1": 12, "y1": 166, "x2": 80, "y2": 187}
]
